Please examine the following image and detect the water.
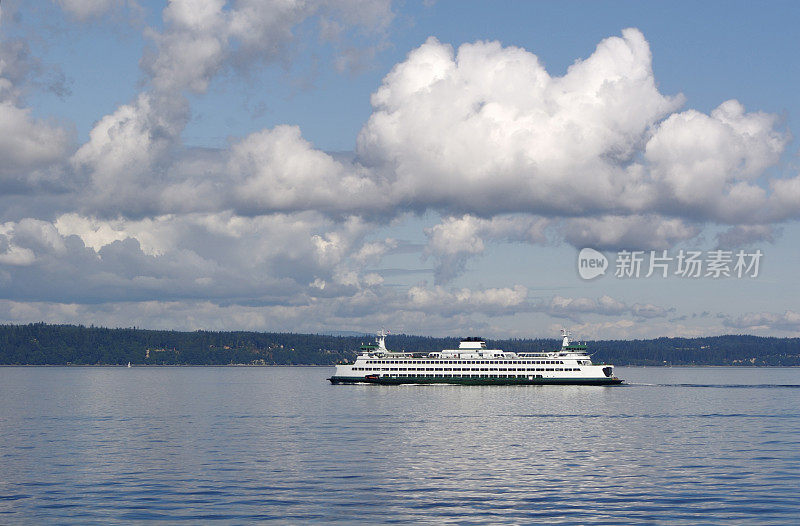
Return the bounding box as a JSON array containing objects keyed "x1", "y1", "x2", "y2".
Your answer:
[{"x1": 1, "y1": 367, "x2": 799, "y2": 524}]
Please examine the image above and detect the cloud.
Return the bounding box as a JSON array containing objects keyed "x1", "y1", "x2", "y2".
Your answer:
[
  {"x1": 406, "y1": 284, "x2": 531, "y2": 317},
  {"x1": 0, "y1": 295, "x2": 495, "y2": 335},
  {"x1": 424, "y1": 214, "x2": 549, "y2": 283},
  {"x1": 17, "y1": 23, "x2": 794, "y2": 240},
  {"x1": 768, "y1": 175, "x2": 800, "y2": 222},
  {"x1": 142, "y1": 0, "x2": 394, "y2": 95},
  {"x1": 226, "y1": 125, "x2": 386, "y2": 216},
  {"x1": 2, "y1": 12, "x2": 799, "y2": 340},
  {"x1": 715, "y1": 225, "x2": 778, "y2": 249},
  {"x1": 551, "y1": 319, "x2": 716, "y2": 340},
  {"x1": 63, "y1": 0, "x2": 397, "y2": 221},
  {"x1": 0, "y1": 212, "x2": 390, "y2": 305},
  {"x1": 723, "y1": 310, "x2": 800, "y2": 334},
  {"x1": 542, "y1": 295, "x2": 668, "y2": 322},
  {"x1": 0, "y1": 38, "x2": 34, "y2": 101},
  {"x1": 357, "y1": 30, "x2": 684, "y2": 216},
  {"x1": 646, "y1": 100, "x2": 788, "y2": 222},
  {"x1": 0, "y1": 103, "x2": 73, "y2": 190},
  {"x1": 354, "y1": 29, "x2": 792, "y2": 243},
  {"x1": 141, "y1": 0, "x2": 299, "y2": 94},
  {"x1": 561, "y1": 214, "x2": 700, "y2": 251},
  {"x1": 0, "y1": 39, "x2": 73, "y2": 193}
]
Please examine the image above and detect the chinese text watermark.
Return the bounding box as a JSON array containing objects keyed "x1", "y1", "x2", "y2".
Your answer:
[{"x1": 578, "y1": 249, "x2": 763, "y2": 280}]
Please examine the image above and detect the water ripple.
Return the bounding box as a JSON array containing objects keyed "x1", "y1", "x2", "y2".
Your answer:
[{"x1": 0, "y1": 366, "x2": 799, "y2": 524}]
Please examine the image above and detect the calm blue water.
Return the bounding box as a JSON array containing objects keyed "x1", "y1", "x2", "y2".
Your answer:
[{"x1": 1, "y1": 367, "x2": 799, "y2": 524}]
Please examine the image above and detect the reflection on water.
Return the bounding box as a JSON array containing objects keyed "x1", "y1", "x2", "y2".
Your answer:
[{"x1": 1, "y1": 366, "x2": 799, "y2": 524}]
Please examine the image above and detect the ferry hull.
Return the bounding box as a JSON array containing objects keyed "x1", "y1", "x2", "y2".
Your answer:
[{"x1": 328, "y1": 375, "x2": 623, "y2": 386}]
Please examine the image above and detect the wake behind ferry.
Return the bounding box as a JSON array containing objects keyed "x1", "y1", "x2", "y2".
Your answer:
[{"x1": 328, "y1": 330, "x2": 623, "y2": 385}]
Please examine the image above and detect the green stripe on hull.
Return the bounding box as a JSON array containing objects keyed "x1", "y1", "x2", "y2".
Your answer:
[{"x1": 328, "y1": 376, "x2": 623, "y2": 386}]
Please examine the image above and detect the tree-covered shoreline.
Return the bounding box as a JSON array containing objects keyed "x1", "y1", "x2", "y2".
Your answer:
[{"x1": 1, "y1": 323, "x2": 799, "y2": 366}]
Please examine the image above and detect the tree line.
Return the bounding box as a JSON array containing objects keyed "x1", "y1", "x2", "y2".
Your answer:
[{"x1": 0, "y1": 323, "x2": 798, "y2": 366}]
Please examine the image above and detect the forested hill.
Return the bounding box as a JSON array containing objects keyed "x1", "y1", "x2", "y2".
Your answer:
[{"x1": 0, "y1": 323, "x2": 799, "y2": 366}]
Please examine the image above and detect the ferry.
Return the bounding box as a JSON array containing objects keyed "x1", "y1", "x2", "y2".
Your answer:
[{"x1": 328, "y1": 330, "x2": 623, "y2": 385}]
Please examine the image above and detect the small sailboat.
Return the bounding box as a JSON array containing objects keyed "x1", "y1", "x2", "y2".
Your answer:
[{"x1": 127, "y1": 362, "x2": 131, "y2": 368}]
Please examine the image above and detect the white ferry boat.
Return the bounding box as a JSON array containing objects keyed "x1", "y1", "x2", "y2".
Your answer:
[{"x1": 328, "y1": 330, "x2": 623, "y2": 385}]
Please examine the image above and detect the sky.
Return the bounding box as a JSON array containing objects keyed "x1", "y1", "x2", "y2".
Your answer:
[{"x1": 0, "y1": 0, "x2": 799, "y2": 339}]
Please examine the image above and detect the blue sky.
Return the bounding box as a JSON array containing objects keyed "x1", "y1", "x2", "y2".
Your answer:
[{"x1": 0, "y1": 0, "x2": 799, "y2": 339}]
